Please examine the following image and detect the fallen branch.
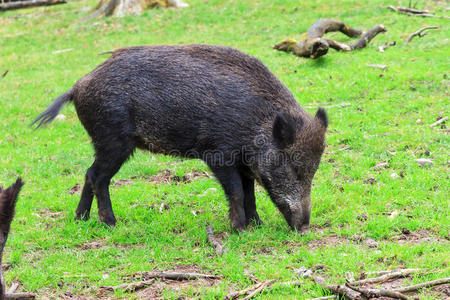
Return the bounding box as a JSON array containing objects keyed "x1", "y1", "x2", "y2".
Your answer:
[
  {"x1": 242, "y1": 280, "x2": 276, "y2": 300},
  {"x1": 0, "y1": 0, "x2": 66, "y2": 11},
  {"x1": 305, "y1": 296, "x2": 337, "y2": 300},
  {"x1": 274, "y1": 19, "x2": 386, "y2": 59},
  {"x1": 350, "y1": 268, "x2": 426, "y2": 286},
  {"x1": 406, "y1": 26, "x2": 439, "y2": 44},
  {"x1": 346, "y1": 284, "x2": 409, "y2": 300},
  {"x1": 4, "y1": 293, "x2": 36, "y2": 300},
  {"x1": 393, "y1": 277, "x2": 450, "y2": 293},
  {"x1": 388, "y1": 5, "x2": 435, "y2": 17},
  {"x1": 365, "y1": 268, "x2": 424, "y2": 277},
  {"x1": 130, "y1": 271, "x2": 219, "y2": 281},
  {"x1": 225, "y1": 280, "x2": 276, "y2": 300},
  {"x1": 206, "y1": 225, "x2": 225, "y2": 255},
  {"x1": 311, "y1": 276, "x2": 363, "y2": 300},
  {"x1": 430, "y1": 116, "x2": 448, "y2": 128},
  {"x1": 378, "y1": 41, "x2": 396, "y2": 52},
  {"x1": 101, "y1": 279, "x2": 155, "y2": 292}
]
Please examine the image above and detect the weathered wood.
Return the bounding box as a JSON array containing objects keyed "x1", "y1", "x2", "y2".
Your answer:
[
  {"x1": 274, "y1": 19, "x2": 386, "y2": 59},
  {"x1": 206, "y1": 225, "x2": 225, "y2": 255},
  {"x1": 4, "y1": 293, "x2": 36, "y2": 300},
  {"x1": 0, "y1": 0, "x2": 66, "y2": 11},
  {"x1": 406, "y1": 26, "x2": 439, "y2": 44}
]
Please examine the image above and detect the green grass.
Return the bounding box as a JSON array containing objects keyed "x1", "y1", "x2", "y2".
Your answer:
[{"x1": 0, "y1": 0, "x2": 449, "y2": 298}]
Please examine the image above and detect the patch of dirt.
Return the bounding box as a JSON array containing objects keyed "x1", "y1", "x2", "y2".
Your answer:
[
  {"x1": 68, "y1": 183, "x2": 82, "y2": 194},
  {"x1": 77, "y1": 239, "x2": 107, "y2": 250},
  {"x1": 305, "y1": 234, "x2": 350, "y2": 249},
  {"x1": 148, "y1": 169, "x2": 212, "y2": 184},
  {"x1": 391, "y1": 229, "x2": 449, "y2": 245}
]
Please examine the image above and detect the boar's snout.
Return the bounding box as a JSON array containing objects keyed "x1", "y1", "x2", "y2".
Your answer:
[{"x1": 285, "y1": 194, "x2": 311, "y2": 234}]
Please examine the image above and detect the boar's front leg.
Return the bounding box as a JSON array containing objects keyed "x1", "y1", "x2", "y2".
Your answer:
[
  {"x1": 241, "y1": 176, "x2": 263, "y2": 226},
  {"x1": 211, "y1": 167, "x2": 246, "y2": 232}
]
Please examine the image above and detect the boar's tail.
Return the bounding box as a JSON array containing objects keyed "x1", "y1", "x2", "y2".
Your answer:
[{"x1": 31, "y1": 89, "x2": 74, "y2": 129}]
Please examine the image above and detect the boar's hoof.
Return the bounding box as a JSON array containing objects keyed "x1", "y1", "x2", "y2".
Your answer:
[
  {"x1": 99, "y1": 213, "x2": 117, "y2": 227},
  {"x1": 246, "y1": 216, "x2": 264, "y2": 227},
  {"x1": 296, "y1": 224, "x2": 310, "y2": 234},
  {"x1": 74, "y1": 211, "x2": 90, "y2": 221}
]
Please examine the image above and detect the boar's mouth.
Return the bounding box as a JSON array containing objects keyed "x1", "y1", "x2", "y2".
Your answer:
[{"x1": 276, "y1": 199, "x2": 310, "y2": 233}]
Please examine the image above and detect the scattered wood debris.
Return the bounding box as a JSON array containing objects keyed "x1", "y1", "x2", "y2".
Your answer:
[
  {"x1": 378, "y1": 41, "x2": 396, "y2": 52},
  {"x1": 0, "y1": 0, "x2": 67, "y2": 11},
  {"x1": 101, "y1": 279, "x2": 155, "y2": 292},
  {"x1": 373, "y1": 162, "x2": 389, "y2": 170},
  {"x1": 274, "y1": 19, "x2": 386, "y2": 59},
  {"x1": 387, "y1": 5, "x2": 447, "y2": 18},
  {"x1": 206, "y1": 225, "x2": 227, "y2": 255},
  {"x1": 127, "y1": 271, "x2": 219, "y2": 281},
  {"x1": 406, "y1": 26, "x2": 439, "y2": 44},
  {"x1": 225, "y1": 279, "x2": 276, "y2": 300}
]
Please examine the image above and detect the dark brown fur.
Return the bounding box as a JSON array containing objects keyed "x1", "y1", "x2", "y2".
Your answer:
[
  {"x1": 0, "y1": 178, "x2": 24, "y2": 300},
  {"x1": 33, "y1": 45, "x2": 327, "y2": 232}
]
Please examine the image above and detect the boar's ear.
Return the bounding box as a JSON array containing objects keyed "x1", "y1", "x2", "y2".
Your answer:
[
  {"x1": 273, "y1": 112, "x2": 296, "y2": 148},
  {"x1": 315, "y1": 107, "x2": 328, "y2": 129}
]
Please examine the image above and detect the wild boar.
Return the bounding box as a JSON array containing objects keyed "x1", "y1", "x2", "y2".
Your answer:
[{"x1": 33, "y1": 45, "x2": 328, "y2": 232}]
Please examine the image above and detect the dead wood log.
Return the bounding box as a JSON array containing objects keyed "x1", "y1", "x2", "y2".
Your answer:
[
  {"x1": 274, "y1": 19, "x2": 386, "y2": 59},
  {"x1": 0, "y1": 0, "x2": 66, "y2": 11},
  {"x1": 206, "y1": 225, "x2": 225, "y2": 255},
  {"x1": 4, "y1": 293, "x2": 36, "y2": 300},
  {"x1": 84, "y1": 0, "x2": 188, "y2": 20},
  {"x1": 406, "y1": 26, "x2": 439, "y2": 44}
]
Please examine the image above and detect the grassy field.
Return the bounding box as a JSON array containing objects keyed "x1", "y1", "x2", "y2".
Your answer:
[{"x1": 0, "y1": 0, "x2": 449, "y2": 298}]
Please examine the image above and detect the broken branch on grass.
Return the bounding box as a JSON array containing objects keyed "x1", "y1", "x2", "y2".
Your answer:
[
  {"x1": 350, "y1": 268, "x2": 427, "y2": 286},
  {"x1": 206, "y1": 225, "x2": 226, "y2": 255},
  {"x1": 311, "y1": 276, "x2": 363, "y2": 300},
  {"x1": 387, "y1": 5, "x2": 435, "y2": 17},
  {"x1": 305, "y1": 296, "x2": 337, "y2": 300},
  {"x1": 0, "y1": 0, "x2": 66, "y2": 11},
  {"x1": 4, "y1": 293, "x2": 37, "y2": 300},
  {"x1": 393, "y1": 277, "x2": 450, "y2": 293},
  {"x1": 225, "y1": 279, "x2": 276, "y2": 300},
  {"x1": 274, "y1": 19, "x2": 386, "y2": 59},
  {"x1": 406, "y1": 26, "x2": 439, "y2": 44},
  {"x1": 378, "y1": 41, "x2": 396, "y2": 52},
  {"x1": 430, "y1": 116, "x2": 448, "y2": 128},
  {"x1": 1, "y1": 70, "x2": 8, "y2": 78},
  {"x1": 101, "y1": 279, "x2": 155, "y2": 292},
  {"x1": 131, "y1": 271, "x2": 219, "y2": 281},
  {"x1": 346, "y1": 284, "x2": 409, "y2": 300}
]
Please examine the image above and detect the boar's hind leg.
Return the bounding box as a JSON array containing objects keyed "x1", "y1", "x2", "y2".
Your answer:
[
  {"x1": 241, "y1": 176, "x2": 263, "y2": 226},
  {"x1": 77, "y1": 138, "x2": 134, "y2": 227},
  {"x1": 211, "y1": 167, "x2": 246, "y2": 232}
]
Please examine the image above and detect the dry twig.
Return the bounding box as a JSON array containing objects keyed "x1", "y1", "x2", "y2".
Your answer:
[
  {"x1": 131, "y1": 271, "x2": 219, "y2": 281},
  {"x1": 378, "y1": 41, "x2": 396, "y2": 52},
  {"x1": 225, "y1": 280, "x2": 276, "y2": 300},
  {"x1": 101, "y1": 279, "x2": 155, "y2": 292},
  {"x1": 350, "y1": 268, "x2": 426, "y2": 286},
  {"x1": 430, "y1": 116, "x2": 447, "y2": 128},
  {"x1": 366, "y1": 64, "x2": 387, "y2": 71},
  {"x1": 388, "y1": 5, "x2": 435, "y2": 17},
  {"x1": 206, "y1": 225, "x2": 226, "y2": 255},
  {"x1": 393, "y1": 277, "x2": 450, "y2": 293},
  {"x1": 406, "y1": 26, "x2": 439, "y2": 44}
]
